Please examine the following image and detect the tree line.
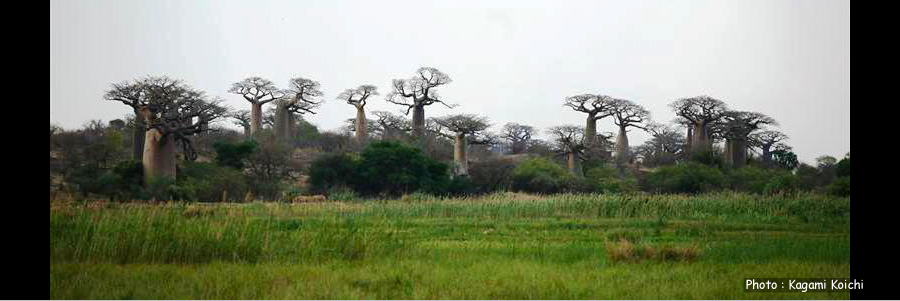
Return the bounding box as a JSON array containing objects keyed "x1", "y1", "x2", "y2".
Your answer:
[{"x1": 49, "y1": 66, "x2": 849, "y2": 201}]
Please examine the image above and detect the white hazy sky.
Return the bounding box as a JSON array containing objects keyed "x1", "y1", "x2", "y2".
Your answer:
[{"x1": 50, "y1": 0, "x2": 849, "y2": 164}]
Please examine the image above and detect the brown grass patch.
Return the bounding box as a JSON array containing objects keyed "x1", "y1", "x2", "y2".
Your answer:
[{"x1": 604, "y1": 238, "x2": 701, "y2": 263}]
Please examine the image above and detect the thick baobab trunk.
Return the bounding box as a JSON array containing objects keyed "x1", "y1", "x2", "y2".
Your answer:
[
  {"x1": 242, "y1": 126, "x2": 250, "y2": 137},
  {"x1": 691, "y1": 123, "x2": 710, "y2": 153},
  {"x1": 411, "y1": 104, "x2": 425, "y2": 139},
  {"x1": 723, "y1": 140, "x2": 733, "y2": 166},
  {"x1": 132, "y1": 114, "x2": 146, "y2": 160},
  {"x1": 731, "y1": 139, "x2": 748, "y2": 168},
  {"x1": 614, "y1": 126, "x2": 630, "y2": 165},
  {"x1": 274, "y1": 104, "x2": 293, "y2": 144},
  {"x1": 566, "y1": 151, "x2": 582, "y2": 177},
  {"x1": 761, "y1": 145, "x2": 772, "y2": 166},
  {"x1": 584, "y1": 113, "x2": 598, "y2": 148},
  {"x1": 355, "y1": 106, "x2": 368, "y2": 144},
  {"x1": 250, "y1": 103, "x2": 262, "y2": 136},
  {"x1": 453, "y1": 133, "x2": 468, "y2": 176},
  {"x1": 686, "y1": 126, "x2": 693, "y2": 151},
  {"x1": 142, "y1": 128, "x2": 177, "y2": 183}
]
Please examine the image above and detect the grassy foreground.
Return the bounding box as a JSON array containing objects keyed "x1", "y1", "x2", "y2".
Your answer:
[{"x1": 50, "y1": 192, "x2": 851, "y2": 299}]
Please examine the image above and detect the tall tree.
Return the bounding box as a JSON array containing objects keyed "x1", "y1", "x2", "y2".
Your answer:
[
  {"x1": 228, "y1": 77, "x2": 283, "y2": 136},
  {"x1": 104, "y1": 77, "x2": 158, "y2": 160},
  {"x1": 563, "y1": 94, "x2": 615, "y2": 158},
  {"x1": 230, "y1": 110, "x2": 252, "y2": 137},
  {"x1": 608, "y1": 98, "x2": 650, "y2": 166},
  {"x1": 372, "y1": 111, "x2": 412, "y2": 141},
  {"x1": 669, "y1": 95, "x2": 729, "y2": 154},
  {"x1": 637, "y1": 123, "x2": 685, "y2": 167},
  {"x1": 547, "y1": 125, "x2": 586, "y2": 177},
  {"x1": 385, "y1": 67, "x2": 456, "y2": 140},
  {"x1": 721, "y1": 111, "x2": 777, "y2": 168},
  {"x1": 432, "y1": 114, "x2": 492, "y2": 176},
  {"x1": 339, "y1": 85, "x2": 378, "y2": 144},
  {"x1": 749, "y1": 130, "x2": 788, "y2": 167},
  {"x1": 276, "y1": 77, "x2": 323, "y2": 144},
  {"x1": 501, "y1": 122, "x2": 536, "y2": 155},
  {"x1": 108, "y1": 76, "x2": 228, "y2": 182}
]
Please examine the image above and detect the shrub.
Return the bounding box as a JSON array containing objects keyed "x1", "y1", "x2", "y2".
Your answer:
[
  {"x1": 826, "y1": 177, "x2": 850, "y2": 197},
  {"x1": 308, "y1": 153, "x2": 358, "y2": 194},
  {"x1": 511, "y1": 157, "x2": 573, "y2": 194},
  {"x1": 467, "y1": 157, "x2": 517, "y2": 193},
  {"x1": 688, "y1": 149, "x2": 724, "y2": 168},
  {"x1": 835, "y1": 157, "x2": 850, "y2": 178},
  {"x1": 353, "y1": 141, "x2": 452, "y2": 196},
  {"x1": 643, "y1": 162, "x2": 725, "y2": 194},
  {"x1": 177, "y1": 162, "x2": 250, "y2": 202},
  {"x1": 212, "y1": 140, "x2": 258, "y2": 169},
  {"x1": 585, "y1": 164, "x2": 638, "y2": 194},
  {"x1": 762, "y1": 173, "x2": 800, "y2": 194}
]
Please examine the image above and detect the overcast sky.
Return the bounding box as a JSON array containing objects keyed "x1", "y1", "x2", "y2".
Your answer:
[{"x1": 50, "y1": 0, "x2": 849, "y2": 164}]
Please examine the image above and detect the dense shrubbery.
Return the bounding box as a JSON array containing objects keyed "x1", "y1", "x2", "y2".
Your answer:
[
  {"x1": 212, "y1": 140, "x2": 257, "y2": 169},
  {"x1": 467, "y1": 157, "x2": 517, "y2": 193},
  {"x1": 511, "y1": 157, "x2": 573, "y2": 194},
  {"x1": 307, "y1": 141, "x2": 463, "y2": 196},
  {"x1": 827, "y1": 177, "x2": 850, "y2": 197},
  {"x1": 176, "y1": 162, "x2": 251, "y2": 202},
  {"x1": 584, "y1": 165, "x2": 638, "y2": 194},
  {"x1": 307, "y1": 153, "x2": 358, "y2": 194},
  {"x1": 643, "y1": 162, "x2": 726, "y2": 194}
]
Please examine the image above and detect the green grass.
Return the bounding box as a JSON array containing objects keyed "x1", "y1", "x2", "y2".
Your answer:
[{"x1": 50, "y1": 192, "x2": 851, "y2": 299}]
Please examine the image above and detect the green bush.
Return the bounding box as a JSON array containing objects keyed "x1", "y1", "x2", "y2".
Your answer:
[
  {"x1": 583, "y1": 165, "x2": 634, "y2": 193},
  {"x1": 826, "y1": 177, "x2": 850, "y2": 197},
  {"x1": 762, "y1": 173, "x2": 800, "y2": 194},
  {"x1": 511, "y1": 157, "x2": 573, "y2": 194},
  {"x1": 644, "y1": 162, "x2": 726, "y2": 194},
  {"x1": 688, "y1": 149, "x2": 724, "y2": 168},
  {"x1": 177, "y1": 162, "x2": 250, "y2": 202},
  {"x1": 353, "y1": 141, "x2": 452, "y2": 196},
  {"x1": 835, "y1": 157, "x2": 850, "y2": 178},
  {"x1": 308, "y1": 153, "x2": 358, "y2": 194},
  {"x1": 212, "y1": 140, "x2": 257, "y2": 169},
  {"x1": 467, "y1": 158, "x2": 517, "y2": 193}
]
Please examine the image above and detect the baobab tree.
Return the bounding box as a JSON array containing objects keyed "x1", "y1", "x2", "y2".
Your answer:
[
  {"x1": 608, "y1": 98, "x2": 650, "y2": 165},
  {"x1": 339, "y1": 85, "x2": 378, "y2": 144},
  {"x1": 563, "y1": 94, "x2": 615, "y2": 157},
  {"x1": 721, "y1": 111, "x2": 777, "y2": 168},
  {"x1": 637, "y1": 123, "x2": 686, "y2": 167},
  {"x1": 385, "y1": 67, "x2": 456, "y2": 140},
  {"x1": 501, "y1": 122, "x2": 536, "y2": 154},
  {"x1": 432, "y1": 114, "x2": 492, "y2": 176},
  {"x1": 749, "y1": 130, "x2": 788, "y2": 167},
  {"x1": 372, "y1": 111, "x2": 412, "y2": 141},
  {"x1": 669, "y1": 96, "x2": 729, "y2": 154},
  {"x1": 275, "y1": 77, "x2": 323, "y2": 144},
  {"x1": 547, "y1": 125, "x2": 586, "y2": 177},
  {"x1": 230, "y1": 110, "x2": 252, "y2": 137},
  {"x1": 104, "y1": 76, "x2": 160, "y2": 160},
  {"x1": 228, "y1": 77, "x2": 283, "y2": 136},
  {"x1": 107, "y1": 76, "x2": 228, "y2": 182}
]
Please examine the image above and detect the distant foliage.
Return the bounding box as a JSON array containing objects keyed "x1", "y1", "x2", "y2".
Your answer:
[
  {"x1": 177, "y1": 162, "x2": 250, "y2": 202},
  {"x1": 353, "y1": 141, "x2": 452, "y2": 196},
  {"x1": 467, "y1": 157, "x2": 517, "y2": 193},
  {"x1": 308, "y1": 153, "x2": 358, "y2": 194},
  {"x1": 826, "y1": 177, "x2": 850, "y2": 197},
  {"x1": 835, "y1": 157, "x2": 850, "y2": 178},
  {"x1": 511, "y1": 157, "x2": 573, "y2": 194},
  {"x1": 212, "y1": 140, "x2": 258, "y2": 169},
  {"x1": 643, "y1": 162, "x2": 726, "y2": 194}
]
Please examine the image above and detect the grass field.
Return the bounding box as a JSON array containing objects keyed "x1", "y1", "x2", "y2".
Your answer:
[{"x1": 50, "y1": 192, "x2": 851, "y2": 299}]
